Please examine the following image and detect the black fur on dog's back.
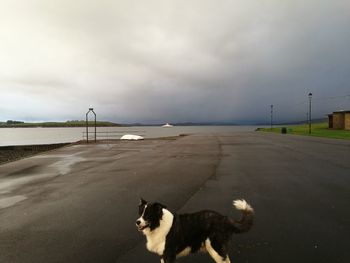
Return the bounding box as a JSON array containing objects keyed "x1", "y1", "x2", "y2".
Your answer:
[
  {"x1": 164, "y1": 211, "x2": 232, "y2": 256},
  {"x1": 163, "y1": 207, "x2": 254, "y2": 260}
]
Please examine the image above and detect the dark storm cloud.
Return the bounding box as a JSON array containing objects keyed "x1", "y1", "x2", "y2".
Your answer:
[{"x1": 0, "y1": 0, "x2": 349, "y2": 123}]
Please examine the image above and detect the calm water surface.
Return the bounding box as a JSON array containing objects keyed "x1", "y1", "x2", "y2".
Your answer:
[{"x1": 0, "y1": 126, "x2": 260, "y2": 146}]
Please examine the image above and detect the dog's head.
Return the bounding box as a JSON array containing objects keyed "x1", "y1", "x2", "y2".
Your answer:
[{"x1": 136, "y1": 198, "x2": 167, "y2": 232}]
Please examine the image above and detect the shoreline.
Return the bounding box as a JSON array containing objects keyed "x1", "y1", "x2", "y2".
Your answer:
[{"x1": 0, "y1": 143, "x2": 71, "y2": 165}]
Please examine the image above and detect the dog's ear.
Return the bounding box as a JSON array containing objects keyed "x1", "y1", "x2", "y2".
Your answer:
[
  {"x1": 139, "y1": 198, "x2": 147, "y2": 206},
  {"x1": 153, "y1": 203, "x2": 165, "y2": 219}
]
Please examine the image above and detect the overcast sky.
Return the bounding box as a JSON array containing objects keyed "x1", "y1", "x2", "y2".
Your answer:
[{"x1": 1, "y1": 0, "x2": 349, "y2": 124}]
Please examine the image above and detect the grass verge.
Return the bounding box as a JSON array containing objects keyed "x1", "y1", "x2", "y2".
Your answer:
[{"x1": 257, "y1": 122, "x2": 350, "y2": 140}]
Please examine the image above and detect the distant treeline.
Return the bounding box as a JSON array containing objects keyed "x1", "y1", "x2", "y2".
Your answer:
[
  {"x1": 0, "y1": 120, "x2": 122, "y2": 128},
  {"x1": 5, "y1": 120, "x2": 24, "y2": 124}
]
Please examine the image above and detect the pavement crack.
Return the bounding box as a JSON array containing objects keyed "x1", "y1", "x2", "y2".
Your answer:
[{"x1": 175, "y1": 135, "x2": 223, "y2": 213}]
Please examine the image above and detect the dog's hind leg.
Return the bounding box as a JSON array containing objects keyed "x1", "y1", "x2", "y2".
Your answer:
[
  {"x1": 224, "y1": 256, "x2": 231, "y2": 263},
  {"x1": 160, "y1": 255, "x2": 175, "y2": 263},
  {"x1": 205, "y1": 239, "x2": 231, "y2": 263},
  {"x1": 161, "y1": 259, "x2": 175, "y2": 263}
]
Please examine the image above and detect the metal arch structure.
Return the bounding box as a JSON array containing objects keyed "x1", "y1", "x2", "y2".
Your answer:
[{"x1": 86, "y1": 108, "x2": 97, "y2": 143}]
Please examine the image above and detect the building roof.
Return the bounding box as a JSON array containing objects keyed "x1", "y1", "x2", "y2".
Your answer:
[{"x1": 333, "y1": 110, "x2": 350, "y2": 114}]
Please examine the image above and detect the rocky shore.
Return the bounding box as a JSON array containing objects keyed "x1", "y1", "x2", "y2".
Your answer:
[{"x1": 0, "y1": 143, "x2": 70, "y2": 165}]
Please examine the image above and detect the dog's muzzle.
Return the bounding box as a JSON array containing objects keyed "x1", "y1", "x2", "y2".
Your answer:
[{"x1": 136, "y1": 220, "x2": 149, "y2": 231}]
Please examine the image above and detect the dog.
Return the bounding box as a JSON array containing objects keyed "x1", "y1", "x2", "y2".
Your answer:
[{"x1": 136, "y1": 198, "x2": 254, "y2": 263}]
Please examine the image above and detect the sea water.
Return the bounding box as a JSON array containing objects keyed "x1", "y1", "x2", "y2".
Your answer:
[{"x1": 0, "y1": 126, "x2": 260, "y2": 146}]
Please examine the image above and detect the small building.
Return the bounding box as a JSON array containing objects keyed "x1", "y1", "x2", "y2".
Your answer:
[
  {"x1": 346, "y1": 112, "x2": 350, "y2": 130},
  {"x1": 328, "y1": 111, "x2": 350, "y2": 130},
  {"x1": 327, "y1": 114, "x2": 333, "y2": 128}
]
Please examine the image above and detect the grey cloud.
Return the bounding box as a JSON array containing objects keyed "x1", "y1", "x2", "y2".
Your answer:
[{"x1": 0, "y1": 0, "x2": 349, "y2": 123}]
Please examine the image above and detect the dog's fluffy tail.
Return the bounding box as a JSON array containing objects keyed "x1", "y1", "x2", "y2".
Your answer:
[{"x1": 230, "y1": 199, "x2": 254, "y2": 233}]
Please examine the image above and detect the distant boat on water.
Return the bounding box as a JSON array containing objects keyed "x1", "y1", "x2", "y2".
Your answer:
[{"x1": 162, "y1": 123, "x2": 174, "y2": 128}]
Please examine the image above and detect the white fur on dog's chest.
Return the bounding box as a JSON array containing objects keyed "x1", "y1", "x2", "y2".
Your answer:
[
  {"x1": 144, "y1": 209, "x2": 174, "y2": 256},
  {"x1": 146, "y1": 237, "x2": 166, "y2": 255}
]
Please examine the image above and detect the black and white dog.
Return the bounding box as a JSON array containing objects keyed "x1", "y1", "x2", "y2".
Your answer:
[{"x1": 136, "y1": 198, "x2": 254, "y2": 263}]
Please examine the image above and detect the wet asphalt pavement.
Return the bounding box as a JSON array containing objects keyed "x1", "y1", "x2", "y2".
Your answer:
[{"x1": 0, "y1": 132, "x2": 349, "y2": 263}]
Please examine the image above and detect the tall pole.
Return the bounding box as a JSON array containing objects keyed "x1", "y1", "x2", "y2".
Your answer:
[
  {"x1": 85, "y1": 108, "x2": 97, "y2": 143},
  {"x1": 86, "y1": 111, "x2": 89, "y2": 143},
  {"x1": 270, "y1": 104, "x2": 274, "y2": 130},
  {"x1": 93, "y1": 111, "x2": 97, "y2": 143},
  {"x1": 308, "y1": 93, "x2": 312, "y2": 134}
]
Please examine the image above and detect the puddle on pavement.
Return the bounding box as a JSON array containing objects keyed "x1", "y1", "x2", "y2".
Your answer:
[
  {"x1": 7, "y1": 165, "x2": 40, "y2": 177},
  {"x1": 0, "y1": 173, "x2": 51, "y2": 194},
  {"x1": 49, "y1": 156, "x2": 85, "y2": 175},
  {"x1": 0, "y1": 152, "x2": 86, "y2": 205},
  {"x1": 0, "y1": 195, "x2": 27, "y2": 209}
]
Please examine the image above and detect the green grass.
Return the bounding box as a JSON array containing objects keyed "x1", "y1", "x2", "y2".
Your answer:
[{"x1": 258, "y1": 122, "x2": 350, "y2": 140}]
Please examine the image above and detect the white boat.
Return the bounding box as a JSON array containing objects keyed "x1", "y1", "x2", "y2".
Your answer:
[
  {"x1": 120, "y1": 134, "x2": 144, "y2": 140},
  {"x1": 162, "y1": 123, "x2": 173, "y2": 128}
]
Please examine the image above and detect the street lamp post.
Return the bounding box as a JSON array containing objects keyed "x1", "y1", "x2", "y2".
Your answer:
[
  {"x1": 270, "y1": 104, "x2": 274, "y2": 130},
  {"x1": 308, "y1": 93, "x2": 312, "y2": 134}
]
